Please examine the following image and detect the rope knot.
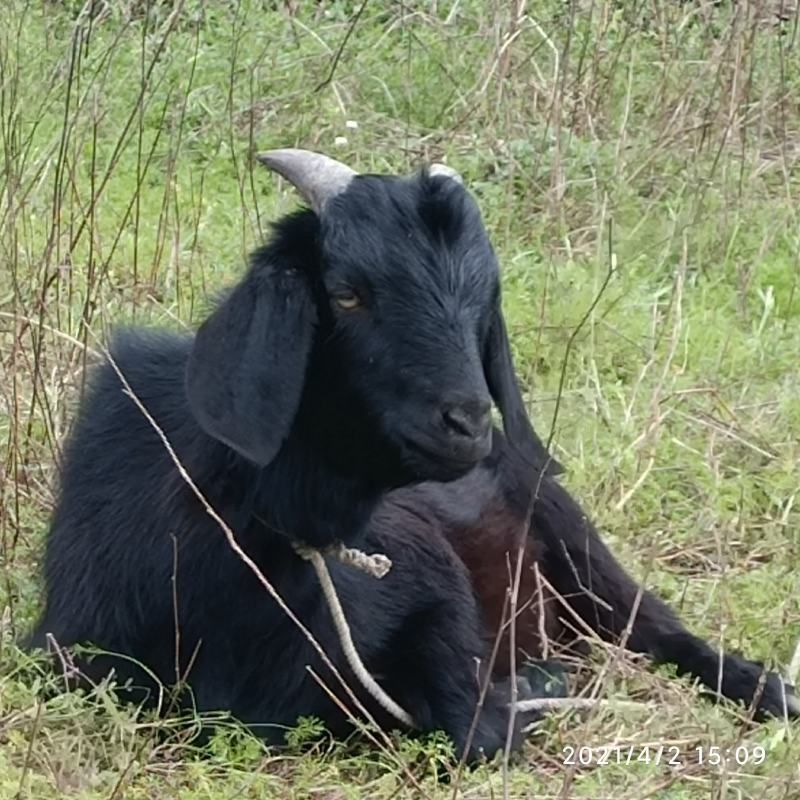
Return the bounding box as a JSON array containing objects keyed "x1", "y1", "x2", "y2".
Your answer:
[{"x1": 294, "y1": 542, "x2": 393, "y2": 579}]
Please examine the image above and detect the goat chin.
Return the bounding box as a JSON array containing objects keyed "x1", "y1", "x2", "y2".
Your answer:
[{"x1": 397, "y1": 440, "x2": 488, "y2": 483}]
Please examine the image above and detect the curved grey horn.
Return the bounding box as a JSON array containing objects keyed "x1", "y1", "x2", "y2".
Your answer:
[
  {"x1": 256, "y1": 148, "x2": 356, "y2": 214},
  {"x1": 429, "y1": 163, "x2": 463, "y2": 184}
]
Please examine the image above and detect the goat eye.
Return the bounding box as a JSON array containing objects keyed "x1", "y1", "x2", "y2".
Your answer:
[{"x1": 333, "y1": 291, "x2": 361, "y2": 311}]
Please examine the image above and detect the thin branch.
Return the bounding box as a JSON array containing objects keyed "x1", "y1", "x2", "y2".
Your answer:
[
  {"x1": 787, "y1": 636, "x2": 800, "y2": 687},
  {"x1": 315, "y1": 1, "x2": 369, "y2": 93},
  {"x1": 546, "y1": 218, "x2": 617, "y2": 455},
  {"x1": 515, "y1": 696, "x2": 650, "y2": 713}
]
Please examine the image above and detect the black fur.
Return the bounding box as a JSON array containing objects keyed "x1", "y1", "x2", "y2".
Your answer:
[{"x1": 30, "y1": 167, "x2": 796, "y2": 768}]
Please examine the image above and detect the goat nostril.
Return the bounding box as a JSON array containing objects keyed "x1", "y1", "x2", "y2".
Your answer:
[
  {"x1": 442, "y1": 403, "x2": 492, "y2": 439},
  {"x1": 442, "y1": 408, "x2": 471, "y2": 437}
]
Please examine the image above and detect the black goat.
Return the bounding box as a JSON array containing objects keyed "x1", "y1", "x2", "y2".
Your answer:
[{"x1": 31, "y1": 151, "x2": 797, "y2": 764}]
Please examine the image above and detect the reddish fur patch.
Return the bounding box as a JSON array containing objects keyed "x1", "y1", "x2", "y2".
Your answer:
[{"x1": 443, "y1": 502, "x2": 563, "y2": 676}]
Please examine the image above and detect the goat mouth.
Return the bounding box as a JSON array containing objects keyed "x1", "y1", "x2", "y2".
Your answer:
[{"x1": 398, "y1": 433, "x2": 489, "y2": 481}]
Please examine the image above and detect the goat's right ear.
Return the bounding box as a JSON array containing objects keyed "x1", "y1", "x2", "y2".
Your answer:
[
  {"x1": 483, "y1": 306, "x2": 563, "y2": 477},
  {"x1": 185, "y1": 267, "x2": 316, "y2": 466}
]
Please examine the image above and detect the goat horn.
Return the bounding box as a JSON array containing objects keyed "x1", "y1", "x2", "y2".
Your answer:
[
  {"x1": 256, "y1": 148, "x2": 356, "y2": 214},
  {"x1": 429, "y1": 163, "x2": 463, "y2": 184}
]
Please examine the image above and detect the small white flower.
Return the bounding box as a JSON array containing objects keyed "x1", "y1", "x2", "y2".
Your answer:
[
  {"x1": 334, "y1": 136, "x2": 348, "y2": 146},
  {"x1": 345, "y1": 120, "x2": 359, "y2": 129}
]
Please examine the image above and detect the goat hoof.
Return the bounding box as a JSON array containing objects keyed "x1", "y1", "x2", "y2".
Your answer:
[
  {"x1": 756, "y1": 672, "x2": 800, "y2": 720},
  {"x1": 519, "y1": 658, "x2": 570, "y2": 699}
]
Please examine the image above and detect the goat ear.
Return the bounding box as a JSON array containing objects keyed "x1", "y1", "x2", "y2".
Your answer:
[
  {"x1": 483, "y1": 306, "x2": 563, "y2": 476},
  {"x1": 185, "y1": 267, "x2": 316, "y2": 466}
]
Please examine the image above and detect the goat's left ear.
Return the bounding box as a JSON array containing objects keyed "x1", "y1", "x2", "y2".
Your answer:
[
  {"x1": 185, "y1": 266, "x2": 316, "y2": 467},
  {"x1": 483, "y1": 306, "x2": 563, "y2": 476}
]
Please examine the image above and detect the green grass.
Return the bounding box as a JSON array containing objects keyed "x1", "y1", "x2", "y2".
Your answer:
[{"x1": 1, "y1": 1, "x2": 799, "y2": 797}]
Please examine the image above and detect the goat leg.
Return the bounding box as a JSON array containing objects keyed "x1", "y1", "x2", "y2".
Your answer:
[{"x1": 533, "y1": 475, "x2": 799, "y2": 719}]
